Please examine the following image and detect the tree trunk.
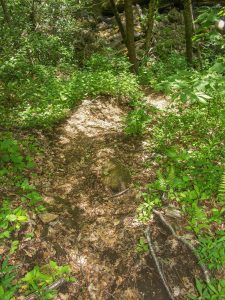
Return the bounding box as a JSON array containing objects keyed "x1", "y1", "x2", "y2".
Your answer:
[
  {"x1": 145, "y1": 0, "x2": 157, "y2": 52},
  {"x1": 183, "y1": 0, "x2": 193, "y2": 65},
  {"x1": 124, "y1": 0, "x2": 138, "y2": 72},
  {"x1": 109, "y1": 0, "x2": 127, "y2": 45},
  {"x1": 0, "y1": 0, "x2": 11, "y2": 25},
  {"x1": 30, "y1": 0, "x2": 37, "y2": 31}
]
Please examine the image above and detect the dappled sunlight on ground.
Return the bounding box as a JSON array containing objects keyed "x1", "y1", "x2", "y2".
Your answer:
[{"x1": 26, "y1": 94, "x2": 203, "y2": 299}]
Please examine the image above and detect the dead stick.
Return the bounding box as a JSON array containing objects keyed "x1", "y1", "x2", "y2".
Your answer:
[
  {"x1": 145, "y1": 227, "x2": 176, "y2": 300},
  {"x1": 108, "y1": 188, "x2": 130, "y2": 198},
  {"x1": 153, "y1": 209, "x2": 210, "y2": 283},
  {"x1": 25, "y1": 279, "x2": 77, "y2": 300}
]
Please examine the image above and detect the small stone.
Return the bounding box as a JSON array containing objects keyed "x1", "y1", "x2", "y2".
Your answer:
[
  {"x1": 43, "y1": 196, "x2": 55, "y2": 205},
  {"x1": 39, "y1": 213, "x2": 58, "y2": 223},
  {"x1": 102, "y1": 159, "x2": 131, "y2": 192}
]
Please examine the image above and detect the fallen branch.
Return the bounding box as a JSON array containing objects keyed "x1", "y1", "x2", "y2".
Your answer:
[
  {"x1": 25, "y1": 278, "x2": 73, "y2": 300},
  {"x1": 108, "y1": 188, "x2": 130, "y2": 198},
  {"x1": 145, "y1": 227, "x2": 176, "y2": 300},
  {"x1": 153, "y1": 209, "x2": 210, "y2": 283}
]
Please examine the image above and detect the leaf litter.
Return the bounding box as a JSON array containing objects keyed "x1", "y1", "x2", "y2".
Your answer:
[{"x1": 14, "y1": 94, "x2": 206, "y2": 299}]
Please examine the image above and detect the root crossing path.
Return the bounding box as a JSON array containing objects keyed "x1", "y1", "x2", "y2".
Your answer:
[{"x1": 33, "y1": 95, "x2": 199, "y2": 299}]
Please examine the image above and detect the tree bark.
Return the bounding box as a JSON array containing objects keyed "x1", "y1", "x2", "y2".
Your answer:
[
  {"x1": 0, "y1": 0, "x2": 11, "y2": 25},
  {"x1": 124, "y1": 0, "x2": 138, "y2": 72},
  {"x1": 109, "y1": 0, "x2": 127, "y2": 45},
  {"x1": 30, "y1": 0, "x2": 37, "y2": 31},
  {"x1": 183, "y1": 0, "x2": 193, "y2": 65},
  {"x1": 145, "y1": 0, "x2": 157, "y2": 52}
]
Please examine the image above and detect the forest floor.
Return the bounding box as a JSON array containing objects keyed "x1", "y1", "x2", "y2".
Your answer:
[{"x1": 18, "y1": 93, "x2": 205, "y2": 299}]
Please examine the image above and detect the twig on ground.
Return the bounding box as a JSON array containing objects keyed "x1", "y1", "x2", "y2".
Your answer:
[
  {"x1": 152, "y1": 209, "x2": 210, "y2": 283},
  {"x1": 108, "y1": 188, "x2": 130, "y2": 198},
  {"x1": 25, "y1": 279, "x2": 66, "y2": 300},
  {"x1": 145, "y1": 227, "x2": 176, "y2": 300},
  {"x1": 25, "y1": 279, "x2": 81, "y2": 300}
]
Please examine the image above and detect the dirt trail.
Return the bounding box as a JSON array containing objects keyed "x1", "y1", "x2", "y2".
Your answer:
[
  {"x1": 31, "y1": 95, "x2": 201, "y2": 299},
  {"x1": 34, "y1": 95, "x2": 169, "y2": 299}
]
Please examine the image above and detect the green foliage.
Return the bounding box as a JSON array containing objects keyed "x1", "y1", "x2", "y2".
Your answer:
[
  {"x1": 194, "y1": 6, "x2": 225, "y2": 59},
  {"x1": 21, "y1": 261, "x2": 73, "y2": 299},
  {"x1": 0, "y1": 134, "x2": 48, "y2": 299},
  {"x1": 218, "y1": 171, "x2": 225, "y2": 201},
  {"x1": 0, "y1": 134, "x2": 42, "y2": 209},
  {"x1": 190, "y1": 279, "x2": 225, "y2": 300},
  {"x1": 125, "y1": 106, "x2": 151, "y2": 136},
  {"x1": 138, "y1": 188, "x2": 162, "y2": 222},
  {"x1": 136, "y1": 237, "x2": 149, "y2": 254},
  {"x1": 0, "y1": 2, "x2": 224, "y2": 299},
  {"x1": 139, "y1": 54, "x2": 225, "y2": 106},
  {"x1": 138, "y1": 8, "x2": 225, "y2": 295},
  {"x1": 85, "y1": 49, "x2": 132, "y2": 73},
  {"x1": 0, "y1": 200, "x2": 28, "y2": 240},
  {"x1": 0, "y1": 51, "x2": 142, "y2": 128},
  {"x1": 0, "y1": 259, "x2": 73, "y2": 300},
  {"x1": 0, "y1": 258, "x2": 18, "y2": 300},
  {"x1": 198, "y1": 235, "x2": 225, "y2": 270},
  {"x1": 0, "y1": 135, "x2": 34, "y2": 174}
]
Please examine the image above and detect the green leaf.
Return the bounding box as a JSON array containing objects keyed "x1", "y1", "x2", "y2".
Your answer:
[
  {"x1": 6, "y1": 215, "x2": 17, "y2": 222},
  {"x1": 210, "y1": 62, "x2": 225, "y2": 74},
  {"x1": 17, "y1": 215, "x2": 28, "y2": 222},
  {"x1": 0, "y1": 286, "x2": 4, "y2": 296},
  {"x1": 196, "y1": 278, "x2": 203, "y2": 295}
]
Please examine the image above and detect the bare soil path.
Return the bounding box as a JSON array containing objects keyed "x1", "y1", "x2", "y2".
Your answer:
[{"x1": 26, "y1": 94, "x2": 202, "y2": 299}]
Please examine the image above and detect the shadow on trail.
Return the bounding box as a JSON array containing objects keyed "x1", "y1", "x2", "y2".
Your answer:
[{"x1": 37, "y1": 96, "x2": 169, "y2": 299}]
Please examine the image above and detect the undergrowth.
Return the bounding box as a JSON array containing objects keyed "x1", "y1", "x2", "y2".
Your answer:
[
  {"x1": 136, "y1": 7, "x2": 225, "y2": 298},
  {"x1": 0, "y1": 49, "x2": 142, "y2": 298},
  {"x1": 0, "y1": 133, "x2": 73, "y2": 299},
  {"x1": 0, "y1": 49, "x2": 142, "y2": 129},
  {"x1": 138, "y1": 58, "x2": 225, "y2": 297}
]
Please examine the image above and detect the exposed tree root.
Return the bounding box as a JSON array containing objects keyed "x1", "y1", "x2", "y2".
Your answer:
[
  {"x1": 25, "y1": 279, "x2": 79, "y2": 300},
  {"x1": 145, "y1": 227, "x2": 176, "y2": 300},
  {"x1": 152, "y1": 209, "x2": 210, "y2": 283}
]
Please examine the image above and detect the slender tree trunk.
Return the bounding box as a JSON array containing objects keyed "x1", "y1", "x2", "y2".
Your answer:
[
  {"x1": 0, "y1": 0, "x2": 11, "y2": 25},
  {"x1": 145, "y1": 0, "x2": 157, "y2": 53},
  {"x1": 30, "y1": 0, "x2": 37, "y2": 31},
  {"x1": 190, "y1": 4, "x2": 203, "y2": 69},
  {"x1": 183, "y1": 0, "x2": 193, "y2": 65},
  {"x1": 124, "y1": 0, "x2": 138, "y2": 73},
  {"x1": 109, "y1": 0, "x2": 127, "y2": 45}
]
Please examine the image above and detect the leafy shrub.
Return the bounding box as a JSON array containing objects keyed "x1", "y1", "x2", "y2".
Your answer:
[
  {"x1": 21, "y1": 261, "x2": 73, "y2": 299},
  {"x1": 0, "y1": 258, "x2": 18, "y2": 300},
  {"x1": 85, "y1": 49, "x2": 132, "y2": 73},
  {"x1": 125, "y1": 106, "x2": 151, "y2": 136},
  {"x1": 198, "y1": 235, "x2": 225, "y2": 270},
  {"x1": 0, "y1": 50, "x2": 142, "y2": 128},
  {"x1": 138, "y1": 21, "x2": 225, "y2": 288},
  {"x1": 190, "y1": 278, "x2": 225, "y2": 300},
  {"x1": 0, "y1": 201, "x2": 28, "y2": 240}
]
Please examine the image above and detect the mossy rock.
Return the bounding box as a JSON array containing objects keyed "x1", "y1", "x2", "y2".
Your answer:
[{"x1": 102, "y1": 159, "x2": 131, "y2": 192}]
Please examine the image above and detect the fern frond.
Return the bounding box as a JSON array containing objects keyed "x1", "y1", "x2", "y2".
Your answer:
[
  {"x1": 168, "y1": 166, "x2": 175, "y2": 186},
  {"x1": 218, "y1": 171, "x2": 225, "y2": 201},
  {"x1": 157, "y1": 170, "x2": 167, "y2": 191}
]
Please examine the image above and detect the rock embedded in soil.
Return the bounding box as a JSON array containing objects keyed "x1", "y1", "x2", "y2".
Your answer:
[
  {"x1": 102, "y1": 159, "x2": 131, "y2": 192},
  {"x1": 39, "y1": 213, "x2": 58, "y2": 223}
]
